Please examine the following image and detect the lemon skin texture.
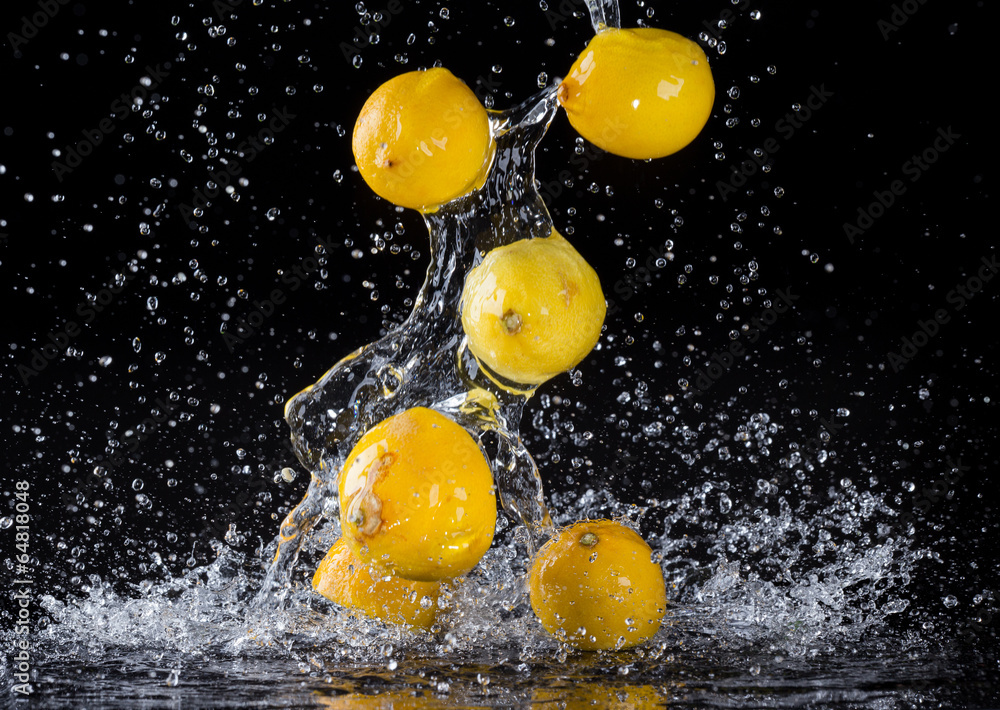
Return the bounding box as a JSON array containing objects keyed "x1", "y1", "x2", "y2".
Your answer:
[
  {"x1": 352, "y1": 67, "x2": 494, "y2": 211},
  {"x1": 339, "y1": 407, "x2": 497, "y2": 582},
  {"x1": 460, "y1": 230, "x2": 605, "y2": 386},
  {"x1": 559, "y1": 27, "x2": 714, "y2": 160},
  {"x1": 528, "y1": 520, "x2": 667, "y2": 650},
  {"x1": 312, "y1": 538, "x2": 441, "y2": 630}
]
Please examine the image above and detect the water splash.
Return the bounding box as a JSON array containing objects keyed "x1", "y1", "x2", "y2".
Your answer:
[
  {"x1": 30, "y1": 473, "x2": 921, "y2": 667},
  {"x1": 259, "y1": 86, "x2": 565, "y2": 607},
  {"x1": 585, "y1": 0, "x2": 621, "y2": 32}
]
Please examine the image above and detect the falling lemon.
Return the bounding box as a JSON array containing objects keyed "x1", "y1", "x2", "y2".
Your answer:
[
  {"x1": 528, "y1": 519, "x2": 667, "y2": 650},
  {"x1": 460, "y1": 229, "x2": 605, "y2": 387},
  {"x1": 559, "y1": 27, "x2": 714, "y2": 159},
  {"x1": 352, "y1": 67, "x2": 494, "y2": 211},
  {"x1": 339, "y1": 407, "x2": 497, "y2": 582},
  {"x1": 312, "y1": 538, "x2": 440, "y2": 630}
]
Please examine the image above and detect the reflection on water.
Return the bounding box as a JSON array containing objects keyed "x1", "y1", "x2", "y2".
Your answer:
[{"x1": 22, "y1": 638, "x2": 992, "y2": 709}]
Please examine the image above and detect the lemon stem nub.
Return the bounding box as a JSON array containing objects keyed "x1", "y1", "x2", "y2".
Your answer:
[
  {"x1": 579, "y1": 532, "x2": 599, "y2": 547},
  {"x1": 348, "y1": 492, "x2": 383, "y2": 537},
  {"x1": 556, "y1": 82, "x2": 569, "y2": 105},
  {"x1": 349, "y1": 508, "x2": 365, "y2": 528},
  {"x1": 502, "y1": 310, "x2": 523, "y2": 335}
]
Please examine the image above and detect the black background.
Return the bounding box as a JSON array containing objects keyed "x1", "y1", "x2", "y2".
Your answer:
[{"x1": 1, "y1": 0, "x2": 995, "y2": 642}]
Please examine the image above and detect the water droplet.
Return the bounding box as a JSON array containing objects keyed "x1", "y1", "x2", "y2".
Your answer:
[
  {"x1": 884, "y1": 598, "x2": 910, "y2": 615},
  {"x1": 719, "y1": 493, "x2": 733, "y2": 513}
]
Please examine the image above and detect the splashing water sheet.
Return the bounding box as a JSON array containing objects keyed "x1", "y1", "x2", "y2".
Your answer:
[{"x1": 1, "y1": 0, "x2": 996, "y2": 708}]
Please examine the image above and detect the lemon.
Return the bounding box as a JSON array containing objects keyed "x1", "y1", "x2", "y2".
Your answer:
[
  {"x1": 352, "y1": 67, "x2": 494, "y2": 211},
  {"x1": 559, "y1": 27, "x2": 714, "y2": 159},
  {"x1": 460, "y1": 229, "x2": 605, "y2": 386},
  {"x1": 528, "y1": 520, "x2": 667, "y2": 650},
  {"x1": 339, "y1": 407, "x2": 497, "y2": 582},
  {"x1": 312, "y1": 538, "x2": 440, "y2": 630}
]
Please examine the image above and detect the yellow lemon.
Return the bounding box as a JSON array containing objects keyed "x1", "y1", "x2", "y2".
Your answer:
[
  {"x1": 352, "y1": 67, "x2": 494, "y2": 211},
  {"x1": 460, "y1": 229, "x2": 605, "y2": 387},
  {"x1": 339, "y1": 407, "x2": 497, "y2": 582},
  {"x1": 528, "y1": 520, "x2": 667, "y2": 650},
  {"x1": 559, "y1": 27, "x2": 714, "y2": 159},
  {"x1": 312, "y1": 538, "x2": 440, "y2": 630}
]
